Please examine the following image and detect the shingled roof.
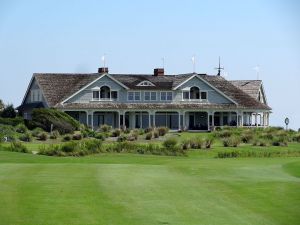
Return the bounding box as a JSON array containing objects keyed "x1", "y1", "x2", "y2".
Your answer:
[
  {"x1": 34, "y1": 73, "x2": 100, "y2": 107},
  {"x1": 29, "y1": 72, "x2": 270, "y2": 110},
  {"x1": 229, "y1": 80, "x2": 262, "y2": 100}
]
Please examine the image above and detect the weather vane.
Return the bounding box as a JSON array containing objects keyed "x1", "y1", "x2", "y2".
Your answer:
[{"x1": 215, "y1": 56, "x2": 224, "y2": 76}]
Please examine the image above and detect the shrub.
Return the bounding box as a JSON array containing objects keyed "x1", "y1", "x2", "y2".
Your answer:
[
  {"x1": 241, "y1": 131, "x2": 254, "y2": 143},
  {"x1": 94, "y1": 133, "x2": 106, "y2": 141},
  {"x1": 145, "y1": 132, "x2": 152, "y2": 140},
  {"x1": 0, "y1": 117, "x2": 24, "y2": 126},
  {"x1": 31, "y1": 127, "x2": 44, "y2": 137},
  {"x1": 50, "y1": 130, "x2": 60, "y2": 139},
  {"x1": 189, "y1": 138, "x2": 204, "y2": 149},
  {"x1": 153, "y1": 130, "x2": 159, "y2": 138},
  {"x1": 30, "y1": 108, "x2": 80, "y2": 134},
  {"x1": 214, "y1": 129, "x2": 233, "y2": 138},
  {"x1": 163, "y1": 137, "x2": 178, "y2": 149},
  {"x1": 292, "y1": 133, "x2": 300, "y2": 142},
  {"x1": 72, "y1": 133, "x2": 82, "y2": 140},
  {"x1": 63, "y1": 135, "x2": 72, "y2": 141},
  {"x1": 0, "y1": 124, "x2": 17, "y2": 141},
  {"x1": 222, "y1": 136, "x2": 240, "y2": 147},
  {"x1": 144, "y1": 127, "x2": 153, "y2": 133},
  {"x1": 203, "y1": 136, "x2": 214, "y2": 149},
  {"x1": 117, "y1": 134, "x2": 127, "y2": 142},
  {"x1": 157, "y1": 127, "x2": 169, "y2": 136},
  {"x1": 272, "y1": 137, "x2": 288, "y2": 146},
  {"x1": 1, "y1": 104, "x2": 16, "y2": 118},
  {"x1": 15, "y1": 124, "x2": 28, "y2": 133},
  {"x1": 252, "y1": 138, "x2": 269, "y2": 147},
  {"x1": 111, "y1": 129, "x2": 121, "y2": 137},
  {"x1": 10, "y1": 141, "x2": 29, "y2": 153},
  {"x1": 100, "y1": 124, "x2": 112, "y2": 133},
  {"x1": 130, "y1": 130, "x2": 139, "y2": 140},
  {"x1": 38, "y1": 132, "x2": 48, "y2": 141},
  {"x1": 138, "y1": 129, "x2": 144, "y2": 135},
  {"x1": 19, "y1": 132, "x2": 32, "y2": 142},
  {"x1": 181, "y1": 139, "x2": 191, "y2": 150}
]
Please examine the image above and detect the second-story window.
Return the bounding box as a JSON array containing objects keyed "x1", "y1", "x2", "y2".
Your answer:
[
  {"x1": 201, "y1": 91, "x2": 207, "y2": 100},
  {"x1": 93, "y1": 91, "x2": 100, "y2": 100},
  {"x1": 145, "y1": 92, "x2": 157, "y2": 101},
  {"x1": 160, "y1": 91, "x2": 172, "y2": 101},
  {"x1": 128, "y1": 92, "x2": 141, "y2": 101}
]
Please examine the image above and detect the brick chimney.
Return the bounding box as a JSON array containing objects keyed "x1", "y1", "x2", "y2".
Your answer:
[
  {"x1": 98, "y1": 67, "x2": 109, "y2": 73},
  {"x1": 153, "y1": 68, "x2": 164, "y2": 76}
]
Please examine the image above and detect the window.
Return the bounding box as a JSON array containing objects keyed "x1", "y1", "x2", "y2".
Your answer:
[
  {"x1": 160, "y1": 92, "x2": 172, "y2": 101},
  {"x1": 145, "y1": 92, "x2": 157, "y2": 101},
  {"x1": 190, "y1": 86, "x2": 200, "y2": 99},
  {"x1": 151, "y1": 92, "x2": 157, "y2": 101},
  {"x1": 201, "y1": 91, "x2": 207, "y2": 100},
  {"x1": 30, "y1": 89, "x2": 41, "y2": 102},
  {"x1": 93, "y1": 91, "x2": 100, "y2": 100},
  {"x1": 145, "y1": 92, "x2": 150, "y2": 101},
  {"x1": 100, "y1": 86, "x2": 110, "y2": 99},
  {"x1": 136, "y1": 80, "x2": 155, "y2": 87},
  {"x1": 134, "y1": 92, "x2": 141, "y2": 101},
  {"x1": 160, "y1": 92, "x2": 166, "y2": 101},
  {"x1": 128, "y1": 92, "x2": 141, "y2": 101},
  {"x1": 183, "y1": 91, "x2": 189, "y2": 100},
  {"x1": 167, "y1": 92, "x2": 172, "y2": 101},
  {"x1": 111, "y1": 91, "x2": 118, "y2": 99}
]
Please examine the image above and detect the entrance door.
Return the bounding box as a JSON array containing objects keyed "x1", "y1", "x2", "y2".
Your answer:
[{"x1": 189, "y1": 114, "x2": 194, "y2": 130}]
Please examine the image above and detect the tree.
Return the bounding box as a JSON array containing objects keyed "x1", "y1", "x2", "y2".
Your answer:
[
  {"x1": 0, "y1": 99, "x2": 4, "y2": 112},
  {"x1": 1, "y1": 104, "x2": 17, "y2": 118}
]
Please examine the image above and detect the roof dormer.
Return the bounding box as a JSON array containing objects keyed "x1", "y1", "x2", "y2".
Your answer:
[{"x1": 136, "y1": 80, "x2": 155, "y2": 87}]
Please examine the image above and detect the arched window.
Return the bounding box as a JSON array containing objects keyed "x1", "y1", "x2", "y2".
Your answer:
[
  {"x1": 100, "y1": 86, "x2": 110, "y2": 99},
  {"x1": 190, "y1": 86, "x2": 200, "y2": 99}
]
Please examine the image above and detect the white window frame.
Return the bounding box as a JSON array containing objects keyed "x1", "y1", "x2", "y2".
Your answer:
[
  {"x1": 160, "y1": 91, "x2": 173, "y2": 101},
  {"x1": 92, "y1": 90, "x2": 100, "y2": 101},
  {"x1": 200, "y1": 91, "x2": 208, "y2": 100},
  {"x1": 144, "y1": 91, "x2": 157, "y2": 101},
  {"x1": 128, "y1": 91, "x2": 141, "y2": 101}
]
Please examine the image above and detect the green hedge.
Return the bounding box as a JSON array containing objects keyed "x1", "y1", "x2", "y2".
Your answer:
[
  {"x1": 0, "y1": 117, "x2": 24, "y2": 126},
  {"x1": 30, "y1": 108, "x2": 80, "y2": 134}
]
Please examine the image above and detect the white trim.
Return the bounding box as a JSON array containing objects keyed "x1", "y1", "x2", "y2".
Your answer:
[
  {"x1": 61, "y1": 73, "x2": 129, "y2": 104},
  {"x1": 258, "y1": 82, "x2": 268, "y2": 105},
  {"x1": 136, "y1": 80, "x2": 155, "y2": 87},
  {"x1": 173, "y1": 74, "x2": 238, "y2": 105}
]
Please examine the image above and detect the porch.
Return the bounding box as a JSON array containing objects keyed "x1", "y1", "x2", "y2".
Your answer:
[{"x1": 63, "y1": 109, "x2": 270, "y2": 131}]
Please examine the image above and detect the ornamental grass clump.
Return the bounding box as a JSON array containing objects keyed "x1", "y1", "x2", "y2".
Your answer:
[
  {"x1": 252, "y1": 138, "x2": 269, "y2": 147},
  {"x1": 145, "y1": 132, "x2": 152, "y2": 140},
  {"x1": 111, "y1": 129, "x2": 121, "y2": 137},
  {"x1": 31, "y1": 127, "x2": 44, "y2": 137},
  {"x1": 10, "y1": 141, "x2": 29, "y2": 153},
  {"x1": 38, "y1": 132, "x2": 48, "y2": 141},
  {"x1": 100, "y1": 124, "x2": 112, "y2": 133},
  {"x1": 292, "y1": 133, "x2": 300, "y2": 142},
  {"x1": 15, "y1": 124, "x2": 28, "y2": 133},
  {"x1": 222, "y1": 136, "x2": 241, "y2": 147},
  {"x1": 72, "y1": 133, "x2": 82, "y2": 140},
  {"x1": 19, "y1": 132, "x2": 32, "y2": 142},
  {"x1": 157, "y1": 127, "x2": 169, "y2": 136},
  {"x1": 94, "y1": 133, "x2": 106, "y2": 141},
  {"x1": 50, "y1": 130, "x2": 60, "y2": 139}
]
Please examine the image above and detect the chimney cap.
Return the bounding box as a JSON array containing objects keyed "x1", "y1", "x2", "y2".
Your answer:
[
  {"x1": 98, "y1": 67, "x2": 109, "y2": 74},
  {"x1": 153, "y1": 68, "x2": 164, "y2": 76}
]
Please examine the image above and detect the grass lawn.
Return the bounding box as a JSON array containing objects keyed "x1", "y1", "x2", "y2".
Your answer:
[{"x1": 0, "y1": 142, "x2": 300, "y2": 225}]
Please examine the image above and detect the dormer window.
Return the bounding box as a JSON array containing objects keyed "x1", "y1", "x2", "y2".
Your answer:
[
  {"x1": 136, "y1": 80, "x2": 155, "y2": 87},
  {"x1": 91, "y1": 85, "x2": 118, "y2": 101}
]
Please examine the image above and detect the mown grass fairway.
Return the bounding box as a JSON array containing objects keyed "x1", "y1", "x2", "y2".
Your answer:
[{"x1": 0, "y1": 149, "x2": 300, "y2": 225}]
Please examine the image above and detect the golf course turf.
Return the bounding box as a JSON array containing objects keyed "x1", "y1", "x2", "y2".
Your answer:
[{"x1": 0, "y1": 149, "x2": 299, "y2": 225}]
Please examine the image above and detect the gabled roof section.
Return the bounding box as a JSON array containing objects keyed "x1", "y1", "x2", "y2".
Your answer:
[
  {"x1": 201, "y1": 76, "x2": 270, "y2": 109},
  {"x1": 229, "y1": 80, "x2": 262, "y2": 100},
  {"x1": 34, "y1": 73, "x2": 100, "y2": 107},
  {"x1": 61, "y1": 73, "x2": 129, "y2": 104}
]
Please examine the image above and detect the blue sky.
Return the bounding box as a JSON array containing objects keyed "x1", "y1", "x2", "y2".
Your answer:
[{"x1": 0, "y1": 0, "x2": 299, "y2": 129}]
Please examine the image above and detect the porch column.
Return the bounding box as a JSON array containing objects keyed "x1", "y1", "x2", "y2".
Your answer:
[
  {"x1": 236, "y1": 112, "x2": 239, "y2": 127},
  {"x1": 86, "y1": 111, "x2": 88, "y2": 125},
  {"x1": 178, "y1": 111, "x2": 181, "y2": 130},
  {"x1": 255, "y1": 113, "x2": 258, "y2": 127},
  {"x1": 123, "y1": 112, "x2": 126, "y2": 128},
  {"x1": 212, "y1": 112, "x2": 215, "y2": 128},
  {"x1": 207, "y1": 111, "x2": 209, "y2": 131},
  {"x1": 241, "y1": 112, "x2": 244, "y2": 127},
  {"x1": 91, "y1": 111, "x2": 94, "y2": 130},
  {"x1": 153, "y1": 111, "x2": 156, "y2": 127},
  {"x1": 117, "y1": 112, "x2": 121, "y2": 129},
  {"x1": 148, "y1": 111, "x2": 151, "y2": 128}
]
